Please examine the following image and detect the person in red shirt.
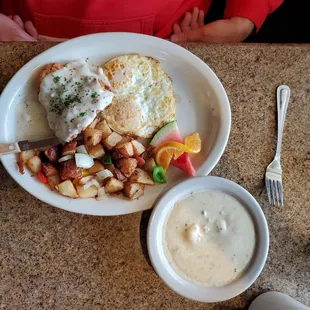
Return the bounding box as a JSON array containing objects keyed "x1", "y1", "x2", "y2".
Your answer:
[{"x1": 0, "y1": 0, "x2": 283, "y2": 43}]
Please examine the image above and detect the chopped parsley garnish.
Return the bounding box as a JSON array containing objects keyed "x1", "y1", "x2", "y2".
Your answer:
[
  {"x1": 53, "y1": 76, "x2": 60, "y2": 83},
  {"x1": 49, "y1": 84, "x2": 82, "y2": 115},
  {"x1": 48, "y1": 77, "x2": 94, "y2": 117},
  {"x1": 91, "y1": 92, "x2": 99, "y2": 98},
  {"x1": 73, "y1": 81, "x2": 84, "y2": 92}
]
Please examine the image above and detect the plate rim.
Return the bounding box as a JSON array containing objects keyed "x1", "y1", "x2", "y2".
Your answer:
[{"x1": 0, "y1": 33, "x2": 231, "y2": 216}]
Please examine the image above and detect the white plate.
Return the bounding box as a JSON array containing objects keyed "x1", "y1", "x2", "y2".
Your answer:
[
  {"x1": 147, "y1": 176, "x2": 269, "y2": 302},
  {"x1": 0, "y1": 33, "x2": 231, "y2": 216}
]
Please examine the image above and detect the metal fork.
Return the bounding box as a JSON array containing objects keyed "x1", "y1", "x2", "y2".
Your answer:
[{"x1": 265, "y1": 85, "x2": 290, "y2": 206}]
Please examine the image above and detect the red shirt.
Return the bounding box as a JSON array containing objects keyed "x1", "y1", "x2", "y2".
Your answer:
[{"x1": 0, "y1": 0, "x2": 283, "y2": 39}]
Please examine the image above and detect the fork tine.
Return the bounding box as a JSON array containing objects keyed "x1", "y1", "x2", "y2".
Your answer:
[
  {"x1": 271, "y1": 180, "x2": 276, "y2": 206},
  {"x1": 265, "y1": 177, "x2": 272, "y2": 204},
  {"x1": 274, "y1": 180, "x2": 280, "y2": 206},
  {"x1": 277, "y1": 180, "x2": 284, "y2": 206}
]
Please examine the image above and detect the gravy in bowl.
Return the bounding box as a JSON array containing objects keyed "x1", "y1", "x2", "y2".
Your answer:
[{"x1": 163, "y1": 190, "x2": 256, "y2": 287}]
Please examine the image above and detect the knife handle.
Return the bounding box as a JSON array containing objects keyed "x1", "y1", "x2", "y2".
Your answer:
[{"x1": 0, "y1": 142, "x2": 21, "y2": 155}]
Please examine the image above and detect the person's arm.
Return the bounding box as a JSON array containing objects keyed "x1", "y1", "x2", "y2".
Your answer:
[
  {"x1": 224, "y1": 0, "x2": 284, "y2": 32},
  {"x1": 171, "y1": 0, "x2": 284, "y2": 43}
]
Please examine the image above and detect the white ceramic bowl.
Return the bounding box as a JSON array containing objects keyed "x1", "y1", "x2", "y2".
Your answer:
[
  {"x1": 147, "y1": 176, "x2": 269, "y2": 303},
  {"x1": 0, "y1": 33, "x2": 231, "y2": 216}
]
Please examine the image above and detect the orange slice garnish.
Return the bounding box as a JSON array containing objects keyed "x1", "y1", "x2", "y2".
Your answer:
[
  {"x1": 184, "y1": 133, "x2": 202, "y2": 154},
  {"x1": 155, "y1": 133, "x2": 201, "y2": 169},
  {"x1": 155, "y1": 146, "x2": 184, "y2": 170}
]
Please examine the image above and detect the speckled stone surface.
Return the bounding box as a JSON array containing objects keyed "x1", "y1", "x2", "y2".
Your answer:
[{"x1": 0, "y1": 43, "x2": 309, "y2": 310}]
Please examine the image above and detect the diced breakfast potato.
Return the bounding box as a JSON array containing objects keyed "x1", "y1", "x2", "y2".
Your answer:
[
  {"x1": 118, "y1": 135, "x2": 134, "y2": 143},
  {"x1": 47, "y1": 174, "x2": 60, "y2": 190},
  {"x1": 115, "y1": 142, "x2": 134, "y2": 157},
  {"x1": 105, "y1": 164, "x2": 116, "y2": 175},
  {"x1": 131, "y1": 140, "x2": 146, "y2": 156},
  {"x1": 104, "y1": 177, "x2": 124, "y2": 193},
  {"x1": 142, "y1": 158, "x2": 156, "y2": 174},
  {"x1": 117, "y1": 158, "x2": 137, "y2": 178},
  {"x1": 59, "y1": 159, "x2": 82, "y2": 181},
  {"x1": 17, "y1": 159, "x2": 24, "y2": 174},
  {"x1": 124, "y1": 182, "x2": 145, "y2": 200},
  {"x1": 87, "y1": 160, "x2": 105, "y2": 174},
  {"x1": 135, "y1": 156, "x2": 145, "y2": 168},
  {"x1": 20, "y1": 150, "x2": 37, "y2": 163},
  {"x1": 76, "y1": 185, "x2": 98, "y2": 198},
  {"x1": 44, "y1": 146, "x2": 59, "y2": 163},
  {"x1": 62, "y1": 141, "x2": 77, "y2": 156},
  {"x1": 95, "y1": 120, "x2": 112, "y2": 139},
  {"x1": 84, "y1": 128, "x2": 103, "y2": 146},
  {"x1": 18, "y1": 150, "x2": 37, "y2": 174},
  {"x1": 42, "y1": 163, "x2": 58, "y2": 177},
  {"x1": 112, "y1": 151, "x2": 124, "y2": 161},
  {"x1": 26, "y1": 156, "x2": 42, "y2": 174},
  {"x1": 141, "y1": 145, "x2": 155, "y2": 160},
  {"x1": 87, "y1": 118, "x2": 100, "y2": 129},
  {"x1": 56, "y1": 180, "x2": 79, "y2": 198},
  {"x1": 114, "y1": 168, "x2": 127, "y2": 182},
  {"x1": 102, "y1": 132, "x2": 122, "y2": 150},
  {"x1": 88, "y1": 144, "x2": 105, "y2": 159},
  {"x1": 128, "y1": 168, "x2": 154, "y2": 185}
]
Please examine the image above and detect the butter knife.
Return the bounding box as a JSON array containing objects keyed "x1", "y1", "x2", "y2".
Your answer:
[{"x1": 0, "y1": 136, "x2": 60, "y2": 155}]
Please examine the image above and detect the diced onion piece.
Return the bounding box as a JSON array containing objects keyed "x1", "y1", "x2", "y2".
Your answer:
[
  {"x1": 75, "y1": 153, "x2": 94, "y2": 169},
  {"x1": 92, "y1": 179, "x2": 100, "y2": 188},
  {"x1": 97, "y1": 187, "x2": 105, "y2": 196},
  {"x1": 76, "y1": 145, "x2": 88, "y2": 155},
  {"x1": 96, "y1": 169, "x2": 113, "y2": 181},
  {"x1": 96, "y1": 187, "x2": 107, "y2": 201},
  {"x1": 83, "y1": 180, "x2": 94, "y2": 190},
  {"x1": 58, "y1": 155, "x2": 73, "y2": 163},
  {"x1": 79, "y1": 176, "x2": 94, "y2": 185}
]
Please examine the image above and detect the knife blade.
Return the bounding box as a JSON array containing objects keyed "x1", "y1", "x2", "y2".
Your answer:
[
  {"x1": 18, "y1": 136, "x2": 60, "y2": 151},
  {"x1": 18, "y1": 133, "x2": 84, "y2": 151},
  {"x1": 0, "y1": 134, "x2": 83, "y2": 156}
]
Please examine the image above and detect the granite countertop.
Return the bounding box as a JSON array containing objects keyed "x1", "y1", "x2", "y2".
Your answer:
[{"x1": 0, "y1": 43, "x2": 309, "y2": 310}]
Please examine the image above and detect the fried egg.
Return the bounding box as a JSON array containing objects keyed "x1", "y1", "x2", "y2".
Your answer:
[{"x1": 101, "y1": 54, "x2": 176, "y2": 138}]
